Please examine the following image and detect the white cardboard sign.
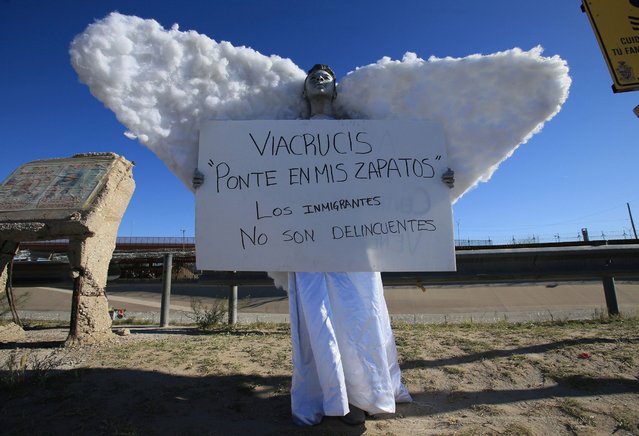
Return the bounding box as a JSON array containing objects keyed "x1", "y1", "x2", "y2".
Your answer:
[{"x1": 196, "y1": 120, "x2": 455, "y2": 272}]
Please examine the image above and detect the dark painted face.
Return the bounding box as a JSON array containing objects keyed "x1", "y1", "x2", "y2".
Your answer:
[{"x1": 304, "y1": 69, "x2": 336, "y2": 100}]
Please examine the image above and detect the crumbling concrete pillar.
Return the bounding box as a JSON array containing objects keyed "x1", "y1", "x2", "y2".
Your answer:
[
  {"x1": 67, "y1": 234, "x2": 117, "y2": 343},
  {"x1": 0, "y1": 241, "x2": 17, "y2": 299},
  {"x1": 64, "y1": 155, "x2": 135, "y2": 344},
  {"x1": 0, "y1": 240, "x2": 20, "y2": 323}
]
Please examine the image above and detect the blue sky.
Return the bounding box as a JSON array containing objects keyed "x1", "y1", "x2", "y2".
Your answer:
[{"x1": 1, "y1": 0, "x2": 637, "y2": 243}]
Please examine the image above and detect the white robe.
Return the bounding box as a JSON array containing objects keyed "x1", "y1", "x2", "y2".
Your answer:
[
  {"x1": 271, "y1": 113, "x2": 411, "y2": 425},
  {"x1": 287, "y1": 271, "x2": 412, "y2": 425}
]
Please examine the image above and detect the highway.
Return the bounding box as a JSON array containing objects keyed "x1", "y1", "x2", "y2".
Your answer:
[{"x1": 8, "y1": 279, "x2": 639, "y2": 324}]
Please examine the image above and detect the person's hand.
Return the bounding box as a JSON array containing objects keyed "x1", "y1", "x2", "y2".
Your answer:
[
  {"x1": 193, "y1": 168, "x2": 204, "y2": 190},
  {"x1": 442, "y1": 168, "x2": 454, "y2": 189}
]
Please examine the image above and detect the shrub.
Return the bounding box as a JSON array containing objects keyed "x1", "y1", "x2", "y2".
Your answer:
[{"x1": 188, "y1": 298, "x2": 227, "y2": 330}]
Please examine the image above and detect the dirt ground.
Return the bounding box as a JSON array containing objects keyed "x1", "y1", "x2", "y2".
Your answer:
[{"x1": 1, "y1": 317, "x2": 638, "y2": 436}]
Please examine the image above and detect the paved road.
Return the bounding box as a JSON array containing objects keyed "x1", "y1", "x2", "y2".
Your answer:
[{"x1": 8, "y1": 279, "x2": 639, "y2": 324}]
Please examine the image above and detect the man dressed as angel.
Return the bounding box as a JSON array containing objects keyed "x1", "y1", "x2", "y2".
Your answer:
[
  {"x1": 71, "y1": 12, "x2": 571, "y2": 428},
  {"x1": 276, "y1": 63, "x2": 456, "y2": 425}
]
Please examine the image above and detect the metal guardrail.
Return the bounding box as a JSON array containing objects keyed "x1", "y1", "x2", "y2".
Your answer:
[
  {"x1": 199, "y1": 243, "x2": 639, "y2": 317},
  {"x1": 199, "y1": 244, "x2": 639, "y2": 285},
  {"x1": 116, "y1": 236, "x2": 196, "y2": 245},
  {"x1": 384, "y1": 244, "x2": 639, "y2": 284},
  {"x1": 19, "y1": 237, "x2": 197, "y2": 253}
]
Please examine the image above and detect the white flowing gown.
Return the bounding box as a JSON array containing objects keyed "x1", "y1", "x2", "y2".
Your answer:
[{"x1": 287, "y1": 271, "x2": 412, "y2": 425}]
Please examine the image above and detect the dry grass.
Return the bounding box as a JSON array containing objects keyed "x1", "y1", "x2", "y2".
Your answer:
[{"x1": 1, "y1": 317, "x2": 638, "y2": 435}]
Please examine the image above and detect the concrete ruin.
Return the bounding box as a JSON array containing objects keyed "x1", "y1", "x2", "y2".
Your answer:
[{"x1": 0, "y1": 153, "x2": 135, "y2": 344}]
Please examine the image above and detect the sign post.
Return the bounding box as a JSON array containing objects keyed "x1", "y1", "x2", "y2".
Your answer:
[{"x1": 582, "y1": 0, "x2": 639, "y2": 93}]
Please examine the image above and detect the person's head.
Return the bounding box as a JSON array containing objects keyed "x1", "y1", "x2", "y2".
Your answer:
[{"x1": 303, "y1": 64, "x2": 337, "y2": 102}]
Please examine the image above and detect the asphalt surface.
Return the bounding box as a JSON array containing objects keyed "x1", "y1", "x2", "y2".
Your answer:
[{"x1": 7, "y1": 279, "x2": 639, "y2": 324}]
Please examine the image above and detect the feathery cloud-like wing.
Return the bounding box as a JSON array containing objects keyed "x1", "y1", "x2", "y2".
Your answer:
[
  {"x1": 71, "y1": 14, "x2": 570, "y2": 202},
  {"x1": 70, "y1": 12, "x2": 306, "y2": 188},
  {"x1": 336, "y1": 49, "x2": 571, "y2": 202}
]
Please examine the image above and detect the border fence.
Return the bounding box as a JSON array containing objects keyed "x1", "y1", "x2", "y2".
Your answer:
[
  {"x1": 456, "y1": 230, "x2": 637, "y2": 247},
  {"x1": 17, "y1": 229, "x2": 637, "y2": 252}
]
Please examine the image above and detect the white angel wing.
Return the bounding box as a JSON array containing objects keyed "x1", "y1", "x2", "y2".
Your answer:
[
  {"x1": 336, "y1": 48, "x2": 571, "y2": 202},
  {"x1": 71, "y1": 13, "x2": 570, "y2": 202},
  {"x1": 70, "y1": 12, "x2": 306, "y2": 189}
]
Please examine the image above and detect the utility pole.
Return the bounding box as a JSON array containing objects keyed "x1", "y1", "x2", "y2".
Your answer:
[
  {"x1": 181, "y1": 229, "x2": 186, "y2": 251},
  {"x1": 628, "y1": 203, "x2": 638, "y2": 239}
]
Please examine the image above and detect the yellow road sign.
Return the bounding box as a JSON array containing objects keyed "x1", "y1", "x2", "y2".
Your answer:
[{"x1": 583, "y1": 0, "x2": 639, "y2": 92}]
